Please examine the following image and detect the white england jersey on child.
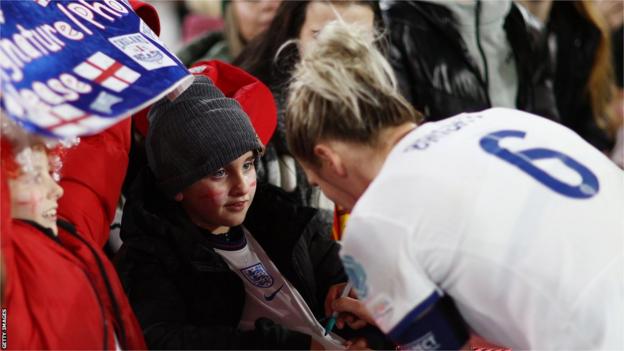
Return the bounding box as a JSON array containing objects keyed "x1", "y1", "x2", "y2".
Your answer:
[
  {"x1": 215, "y1": 229, "x2": 345, "y2": 350},
  {"x1": 340, "y1": 108, "x2": 624, "y2": 350}
]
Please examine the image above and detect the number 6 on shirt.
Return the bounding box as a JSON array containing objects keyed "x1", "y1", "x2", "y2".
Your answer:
[{"x1": 480, "y1": 130, "x2": 599, "y2": 199}]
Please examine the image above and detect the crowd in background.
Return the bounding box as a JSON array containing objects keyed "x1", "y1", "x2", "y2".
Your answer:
[{"x1": 153, "y1": 0, "x2": 624, "y2": 165}]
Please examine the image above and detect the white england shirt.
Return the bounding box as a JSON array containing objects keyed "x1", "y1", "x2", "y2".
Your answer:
[
  {"x1": 341, "y1": 108, "x2": 624, "y2": 350},
  {"x1": 215, "y1": 228, "x2": 345, "y2": 349}
]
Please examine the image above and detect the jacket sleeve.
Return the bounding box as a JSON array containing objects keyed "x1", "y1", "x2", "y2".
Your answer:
[
  {"x1": 303, "y1": 215, "x2": 347, "y2": 306},
  {"x1": 526, "y1": 22, "x2": 560, "y2": 122},
  {"x1": 509, "y1": 4, "x2": 560, "y2": 122},
  {"x1": 58, "y1": 119, "x2": 131, "y2": 246},
  {"x1": 244, "y1": 183, "x2": 346, "y2": 307},
  {"x1": 385, "y1": 21, "x2": 418, "y2": 107},
  {"x1": 115, "y1": 243, "x2": 312, "y2": 350}
]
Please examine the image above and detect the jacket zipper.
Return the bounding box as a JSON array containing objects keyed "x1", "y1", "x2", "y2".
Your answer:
[
  {"x1": 76, "y1": 261, "x2": 109, "y2": 349},
  {"x1": 475, "y1": 0, "x2": 492, "y2": 106},
  {"x1": 68, "y1": 230, "x2": 128, "y2": 349}
]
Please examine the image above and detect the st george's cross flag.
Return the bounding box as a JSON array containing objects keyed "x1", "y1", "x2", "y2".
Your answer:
[
  {"x1": 73, "y1": 52, "x2": 141, "y2": 93},
  {"x1": 0, "y1": 0, "x2": 193, "y2": 138}
]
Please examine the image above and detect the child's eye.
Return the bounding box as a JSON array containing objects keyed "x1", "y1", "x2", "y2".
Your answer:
[
  {"x1": 211, "y1": 168, "x2": 226, "y2": 179},
  {"x1": 243, "y1": 161, "x2": 254, "y2": 171}
]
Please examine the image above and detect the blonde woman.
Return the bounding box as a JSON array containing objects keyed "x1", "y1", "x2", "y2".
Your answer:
[{"x1": 286, "y1": 21, "x2": 624, "y2": 350}]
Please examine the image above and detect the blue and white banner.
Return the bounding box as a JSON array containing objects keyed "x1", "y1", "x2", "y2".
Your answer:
[{"x1": 0, "y1": 0, "x2": 192, "y2": 138}]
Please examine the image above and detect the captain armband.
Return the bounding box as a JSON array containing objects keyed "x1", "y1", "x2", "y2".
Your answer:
[{"x1": 388, "y1": 294, "x2": 469, "y2": 350}]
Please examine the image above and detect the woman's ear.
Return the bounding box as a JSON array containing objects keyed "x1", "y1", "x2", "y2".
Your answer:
[
  {"x1": 313, "y1": 143, "x2": 347, "y2": 177},
  {"x1": 174, "y1": 193, "x2": 184, "y2": 202}
]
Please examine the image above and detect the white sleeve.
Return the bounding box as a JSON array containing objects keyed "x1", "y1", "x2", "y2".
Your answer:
[{"x1": 340, "y1": 213, "x2": 441, "y2": 335}]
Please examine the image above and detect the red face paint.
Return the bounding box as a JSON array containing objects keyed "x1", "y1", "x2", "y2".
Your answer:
[
  {"x1": 8, "y1": 149, "x2": 62, "y2": 235},
  {"x1": 179, "y1": 152, "x2": 258, "y2": 233}
]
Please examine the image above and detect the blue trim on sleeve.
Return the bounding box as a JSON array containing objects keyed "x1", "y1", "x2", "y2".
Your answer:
[
  {"x1": 388, "y1": 290, "x2": 441, "y2": 341},
  {"x1": 387, "y1": 295, "x2": 469, "y2": 350}
]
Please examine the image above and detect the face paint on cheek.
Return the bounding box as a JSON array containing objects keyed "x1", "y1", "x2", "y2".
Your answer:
[
  {"x1": 14, "y1": 190, "x2": 44, "y2": 217},
  {"x1": 200, "y1": 189, "x2": 228, "y2": 205},
  {"x1": 28, "y1": 192, "x2": 44, "y2": 217}
]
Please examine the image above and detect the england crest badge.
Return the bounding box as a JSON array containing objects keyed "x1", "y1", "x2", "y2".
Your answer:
[
  {"x1": 241, "y1": 263, "x2": 274, "y2": 288},
  {"x1": 109, "y1": 33, "x2": 177, "y2": 70}
]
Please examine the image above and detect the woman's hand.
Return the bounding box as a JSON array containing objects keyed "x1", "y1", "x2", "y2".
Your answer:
[
  {"x1": 332, "y1": 295, "x2": 376, "y2": 330},
  {"x1": 324, "y1": 282, "x2": 375, "y2": 330}
]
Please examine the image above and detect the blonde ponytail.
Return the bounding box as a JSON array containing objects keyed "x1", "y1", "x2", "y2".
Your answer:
[{"x1": 286, "y1": 21, "x2": 421, "y2": 166}]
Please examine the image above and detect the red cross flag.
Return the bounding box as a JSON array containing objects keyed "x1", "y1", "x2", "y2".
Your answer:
[{"x1": 73, "y1": 52, "x2": 141, "y2": 93}]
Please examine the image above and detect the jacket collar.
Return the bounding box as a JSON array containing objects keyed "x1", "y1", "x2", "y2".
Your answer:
[
  {"x1": 122, "y1": 167, "x2": 231, "y2": 271},
  {"x1": 384, "y1": 0, "x2": 534, "y2": 105},
  {"x1": 123, "y1": 168, "x2": 318, "y2": 273}
]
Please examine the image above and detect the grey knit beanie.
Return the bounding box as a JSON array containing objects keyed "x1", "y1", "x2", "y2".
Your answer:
[{"x1": 146, "y1": 75, "x2": 262, "y2": 198}]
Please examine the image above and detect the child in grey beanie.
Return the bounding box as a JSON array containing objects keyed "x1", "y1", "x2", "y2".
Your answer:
[
  {"x1": 146, "y1": 75, "x2": 262, "y2": 199},
  {"x1": 116, "y1": 63, "x2": 392, "y2": 350}
]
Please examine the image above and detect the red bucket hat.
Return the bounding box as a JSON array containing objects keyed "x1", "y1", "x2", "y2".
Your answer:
[{"x1": 129, "y1": 0, "x2": 161, "y2": 36}]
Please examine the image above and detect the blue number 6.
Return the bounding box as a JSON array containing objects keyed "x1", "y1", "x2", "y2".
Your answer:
[{"x1": 480, "y1": 130, "x2": 599, "y2": 199}]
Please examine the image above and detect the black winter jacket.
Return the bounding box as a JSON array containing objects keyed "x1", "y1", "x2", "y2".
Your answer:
[
  {"x1": 548, "y1": 2, "x2": 614, "y2": 151},
  {"x1": 115, "y1": 169, "x2": 390, "y2": 349},
  {"x1": 382, "y1": 0, "x2": 560, "y2": 121}
]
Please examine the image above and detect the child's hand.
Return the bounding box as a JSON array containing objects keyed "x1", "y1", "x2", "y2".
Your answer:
[{"x1": 344, "y1": 337, "x2": 370, "y2": 350}]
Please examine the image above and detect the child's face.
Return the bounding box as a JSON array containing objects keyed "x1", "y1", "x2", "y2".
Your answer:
[
  {"x1": 178, "y1": 151, "x2": 257, "y2": 234},
  {"x1": 9, "y1": 148, "x2": 63, "y2": 235}
]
